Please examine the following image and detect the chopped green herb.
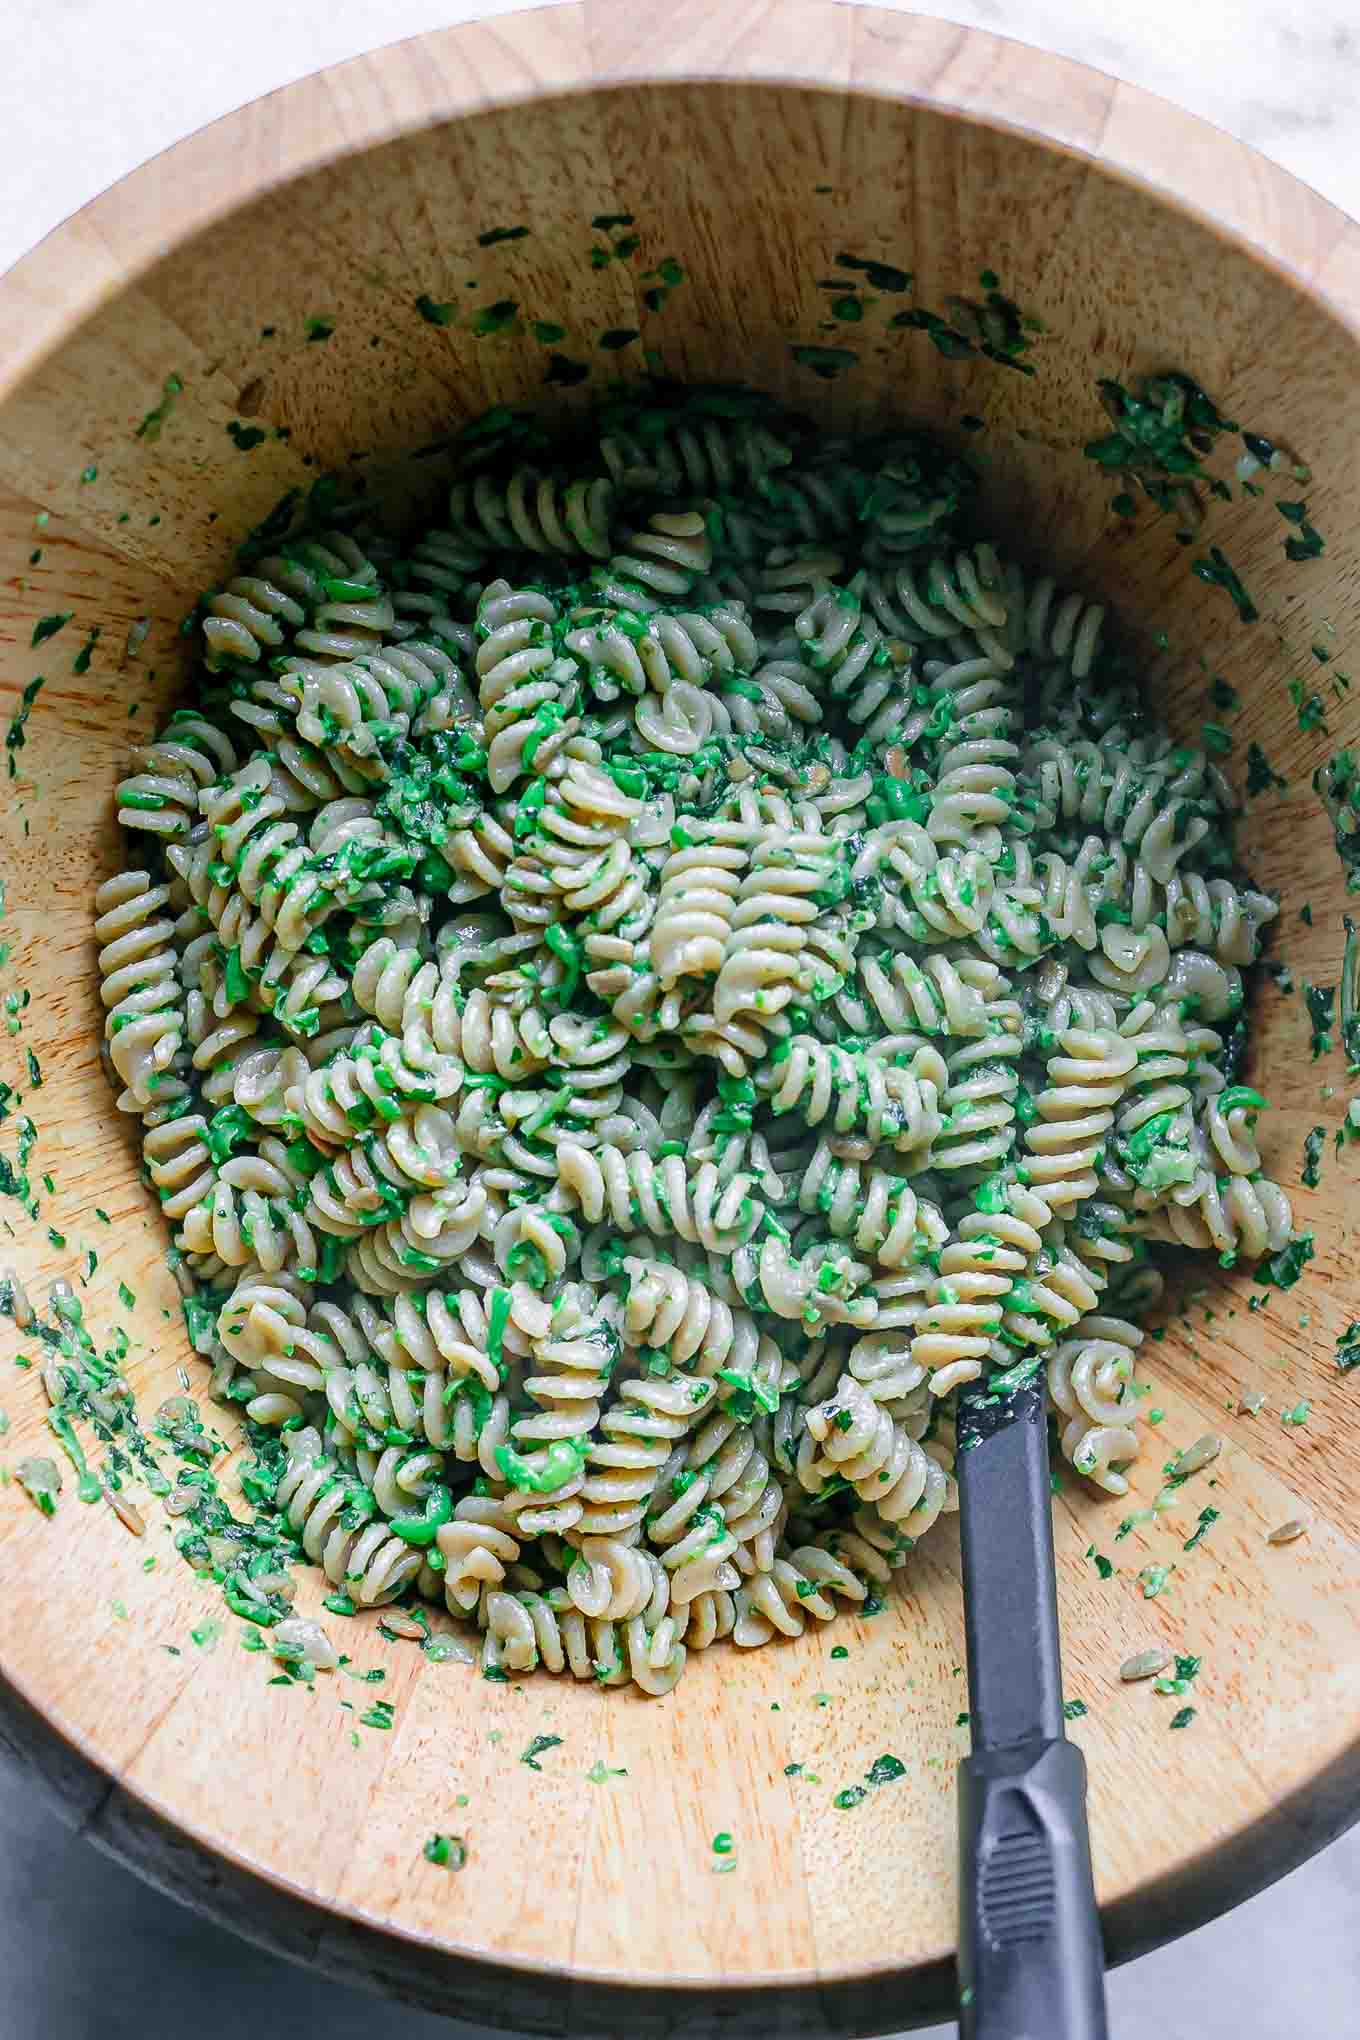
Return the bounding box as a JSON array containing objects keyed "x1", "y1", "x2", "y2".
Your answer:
[
  {"x1": 832, "y1": 1752, "x2": 907, "y2": 1807},
  {"x1": 1245, "y1": 743, "x2": 1286, "y2": 797},
  {"x1": 6, "y1": 675, "x2": 46, "y2": 776},
  {"x1": 17, "y1": 1457, "x2": 60, "y2": 1516},
  {"x1": 1183, "y1": 1507, "x2": 1221, "y2": 1552},
  {"x1": 1154, "y1": 1653, "x2": 1203, "y2": 1696},
  {"x1": 1277, "y1": 499, "x2": 1325, "y2": 561},
  {"x1": 790, "y1": 344, "x2": 858, "y2": 380},
  {"x1": 136, "y1": 372, "x2": 184, "y2": 442},
  {"x1": 543, "y1": 352, "x2": 589, "y2": 387},
  {"x1": 1258, "y1": 1233, "x2": 1314, "y2": 1290},
  {"x1": 834, "y1": 252, "x2": 912, "y2": 292},
  {"x1": 1318, "y1": 750, "x2": 1360, "y2": 887},
  {"x1": 423, "y1": 1833, "x2": 467, "y2": 1869},
  {"x1": 471, "y1": 299, "x2": 519, "y2": 338},
  {"x1": 1289, "y1": 678, "x2": 1328, "y2": 734},
  {"x1": 1192, "y1": 546, "x2": 1257, "y2": 623}
]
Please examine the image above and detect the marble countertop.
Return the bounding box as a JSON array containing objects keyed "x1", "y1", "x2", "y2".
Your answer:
[{"x1": 2, "y1": 3, "x2": 1359, "y2": 2037}]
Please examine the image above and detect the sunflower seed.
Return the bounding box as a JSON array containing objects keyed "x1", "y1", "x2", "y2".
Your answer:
[
  {"x1": 1170, "y1": 1434, "x2": 1222, "y2": 1479},
  {"x1": 379, "y1": 1610, "x2": 427, "y2": 1641},
  {"x1": 1119, "y1": 1647, "x2": 1172, "y2": 1682},
  {"x1": 105, "y1": 1486, "x2": 145, "y2": 1536}
]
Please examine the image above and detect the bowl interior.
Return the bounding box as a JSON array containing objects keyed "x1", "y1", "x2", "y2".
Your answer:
[{"x1": 2, "y1": 49, "x2": 1360, "y2": 2026}]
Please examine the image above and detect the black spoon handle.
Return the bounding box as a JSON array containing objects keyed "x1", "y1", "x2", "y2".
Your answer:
[
  {"x1": 955, "y1": 1379, "x2": 1108, "y2": 2040},
  {"x1": 958, "y1": 1735, "x2": 1107, "y2": 2040}
]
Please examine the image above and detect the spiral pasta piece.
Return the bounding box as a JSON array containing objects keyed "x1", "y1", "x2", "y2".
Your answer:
[
  {"x1": 802, "y1": 1374, "x2": 953, "y2": 1536},
  {"x1": 785, "y1": 1143, "x2": 948, "y2": 1270},
  {"x1": 1048, "y1": 1316, "x2": 1144, "y2": 1494},
  {"x1": 931, "y1": 993, "x2": 1023, "y2": 1174},
  {"x1": 555, "y1": 1141, "x2": 765, "y2": 1254},
  {"x1": 997, "y1": 560, "x2": 1105, "y2": 676},
  {"x1": 143, "y1": 1112, "x2": 216, "y2": 1220},
  {"x1": 275, "y1": 1428, "x2": 423, "y2": 1605},
  {"x1": 94, "y1": 871, "x2": 186, "y2": 1110},
  {"x1": 1135, "y1": 1174, "x2": 1294, "y2": 1262},
  {"x1": 758, "y1": 1035, "x2": 944, "y2": 1154},
  {"x1": 708, "y1": 825, "x2": 839, "y2": 1027},
  {"x1": 575, "y1": 1370, "x2": 718, "y2": 1540},
  {"x1": 474, "y1": 581, "x2": 583, "y2": 795},
  {"x1": 1023, "y1": 1028, "x2": 1139, "y2": 1212},
  {"x1": 448, "y1": 468, "x2": 615, "y2": 561},
  {"x1": 649, "y1": 818, "x2": 751, "y2": 993},
  {"x1": 178, "y1": 1148, "x2": 318, "y2": 1275},
  {"x1": 598, "y1": 410, "x2": 795, "y2": 498},
  {"x1": 591, "y1": 509, "x2": 712, "y2": 612},
  {"x1": 492, "y1": 1287, "x2": 620, "y2": 1534},
  {"x1": 731, "y1": 1544, "x2": 867, "y2": 1646},
  {"x1": 116, "y1": 713, "x2": 238, "y2": 840},
  {"x1": 200, "y1": 568, "x2": 307, "y2": 668},
  {"x1": 273, "y1": 641, "x2": 459, "y2": 768},
  {"x1": 479, "y1": 1586, "x2": 687, "y2": 1695}
]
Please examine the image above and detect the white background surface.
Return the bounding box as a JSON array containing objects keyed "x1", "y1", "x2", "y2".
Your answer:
[{"x1": 3, "y1": 2, "x2": 1360, "y2": 2035}]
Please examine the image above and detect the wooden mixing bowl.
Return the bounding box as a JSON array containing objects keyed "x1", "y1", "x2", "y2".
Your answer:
[{"x1": 2, "y1": 6, "x2": 1360, "y2": 2032}]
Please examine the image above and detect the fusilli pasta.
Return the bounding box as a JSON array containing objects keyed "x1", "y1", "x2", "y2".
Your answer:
[{"x1": 93, "y1": 380, "x2": 1294, "y2": 1691}]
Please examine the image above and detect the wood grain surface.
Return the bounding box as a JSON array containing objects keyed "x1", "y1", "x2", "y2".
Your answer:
[{"x1": 1, "y1": 5, "x2": 1360, "y2": 2031}]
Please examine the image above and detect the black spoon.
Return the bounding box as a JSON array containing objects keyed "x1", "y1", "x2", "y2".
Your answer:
[{"x1": 954, "y1": 1374, "x2": 1109, "y2": 2040}]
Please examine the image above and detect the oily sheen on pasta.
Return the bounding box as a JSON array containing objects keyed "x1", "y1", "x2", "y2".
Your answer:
[{"x1": 94, "y1": 385, "x2": 1292, "y2": 1693}]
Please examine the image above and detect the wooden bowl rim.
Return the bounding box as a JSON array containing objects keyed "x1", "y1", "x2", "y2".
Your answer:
[
  {"x1": 3, "y1": 6, "x2": 1360, "y2": 2027},
  {"x1": 3, "y1": 2, "x2": 1360, "y2": 401}
]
